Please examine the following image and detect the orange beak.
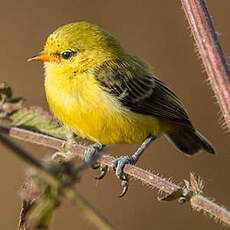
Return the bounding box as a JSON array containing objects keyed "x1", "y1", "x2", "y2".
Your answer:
[{"x1": 27, "y1": 51, "x2": 60, "y2": 63}]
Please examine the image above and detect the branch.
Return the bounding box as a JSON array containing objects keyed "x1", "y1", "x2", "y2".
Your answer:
[
  {"x1": 0, "y1": 133, "x2": 113, "y2": 230},
  {"x1": 0, "y1": 125, "x2": 180, "y2": 193},
  {"x1": 181, "y1": 0, "x2": 230, "y2": 130},
  {"x1": 1, "y1": 124, "x2": 230, "y2": 226}
]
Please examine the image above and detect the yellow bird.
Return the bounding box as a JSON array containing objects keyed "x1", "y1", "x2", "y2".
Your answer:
[{"x1": 29, "y1": 22, "x2": 214, "y2": 195}]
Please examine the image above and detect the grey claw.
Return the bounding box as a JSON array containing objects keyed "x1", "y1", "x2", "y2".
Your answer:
[
  {"x1": 84, "y1": 143, "x2": 108, "y2": 180},
  {"x1": 119, "y1": 174, "x2": 129, "y2": 198},
  {"x1": 112, "y1": 156, "x2": 132, "y2": 197},
  {"x1": 95, "y1": 165, "x2": 108, "y2": 180},
  {"x1": 112, "y1": 136, "x2": 155, "y2": 197}
]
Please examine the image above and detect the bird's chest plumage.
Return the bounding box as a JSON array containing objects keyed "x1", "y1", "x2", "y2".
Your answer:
[{"x1": 44, "y1": 73, "x2": 161, "y2": 145}]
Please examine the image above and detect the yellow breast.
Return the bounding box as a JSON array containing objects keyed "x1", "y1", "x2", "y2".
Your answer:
[{"x1": 44, "y1": 70, "x2": 168, "y2": 145}]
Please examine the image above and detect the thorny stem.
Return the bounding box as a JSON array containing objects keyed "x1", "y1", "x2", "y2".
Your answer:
[
  {"x1": 0, "y1": 132, "x2": 114, "y2": 230},
  {"x1": 1, "y1": 125, "x2": 230, "y2": 226},
  {"x1": 181, "y1": 0, "x2": 230, "y2": 129},
  {"x1": 0, "y1": 125, "x2": 180, "y2": 193},
  {"x1": 191, "y1": 195, "x2": 230, "y2": 225}
]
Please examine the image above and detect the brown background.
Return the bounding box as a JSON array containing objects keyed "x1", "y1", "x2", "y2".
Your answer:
[{"x1": 0, "y1": 1, "x2": 230, "y2": 229}]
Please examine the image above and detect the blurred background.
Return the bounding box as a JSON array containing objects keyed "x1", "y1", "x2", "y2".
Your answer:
[{"x1": 0, "y1": 0, "x2": 230, "y2": 229}]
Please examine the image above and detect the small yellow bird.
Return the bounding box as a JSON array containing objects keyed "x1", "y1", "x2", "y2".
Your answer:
[{"x1": 29, "y1": 22, "x2": 214, "y2": 195}]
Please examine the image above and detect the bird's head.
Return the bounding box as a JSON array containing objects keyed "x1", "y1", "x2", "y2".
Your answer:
[{"x1": 28, "y1": 22, "x2": 124, "y2": 76}]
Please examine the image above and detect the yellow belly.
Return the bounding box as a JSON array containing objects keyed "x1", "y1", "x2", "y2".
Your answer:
[{"x1": 45, "y1": 72, "x2": 171, "y2": 145}]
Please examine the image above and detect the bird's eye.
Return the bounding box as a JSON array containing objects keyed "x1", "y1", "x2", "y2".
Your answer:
[{"x1": 61, "y1": 51, "x2": 75, "y2": 60}]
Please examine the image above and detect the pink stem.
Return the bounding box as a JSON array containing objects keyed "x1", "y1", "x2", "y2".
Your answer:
[{"x1": 181, "y1": 0, "x2": 230, "y2": 129}]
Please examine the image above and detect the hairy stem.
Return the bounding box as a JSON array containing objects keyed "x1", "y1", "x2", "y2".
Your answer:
[
  {"x1": 1, "y1": 124, "x2": 230, "y2": 225},
  {"x1": 191, "y1": 195, "x2": 230, "y2": 224},
  {"x1": 181, "y1": 0, "x2": 230, "y2": 129}
]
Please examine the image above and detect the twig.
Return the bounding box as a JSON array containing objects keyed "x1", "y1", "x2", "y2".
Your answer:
[
  {"x1": 18, "y1": 200, "x2": 33, "y2": 230},
  {"x1": 1, "y1": 124, "x2": 230, "y2": 226},
  {"x1": 0, "y1": 125, "x2": 180, "y2": 193},
  {"x1": 0, "y1": 133, "x2": 114, "y2": 230},
  {"x1": 191, "y1": 195, "x2": 230, "y2": 224},
  {"x1": 181, "y1": 0, "x2": 230, "y2": 130}
]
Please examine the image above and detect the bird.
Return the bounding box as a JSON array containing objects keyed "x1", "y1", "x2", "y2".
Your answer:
[{"x1": 29, "y1": 22, "x2": 215, "y2": 196}]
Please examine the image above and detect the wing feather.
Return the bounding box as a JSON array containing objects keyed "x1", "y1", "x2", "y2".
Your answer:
[{"x1": 95, "y1": 69, "x2": 191, "y2": 126}]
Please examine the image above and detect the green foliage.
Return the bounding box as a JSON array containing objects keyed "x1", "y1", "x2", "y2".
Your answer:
[
  {"x1": 29, "y1": 185, "x2": 57, "y2": 228},
  {"x1": 11, "y1": 106, "x2": 67, "y2": 139}
]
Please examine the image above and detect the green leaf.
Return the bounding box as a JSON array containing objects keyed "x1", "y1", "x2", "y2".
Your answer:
[
  {"x1": 11, "y1": 106, "x2": 67, "y2": 139},
  {"x1": 29, "y1": 185, "x2": 58, "y2": 229}
]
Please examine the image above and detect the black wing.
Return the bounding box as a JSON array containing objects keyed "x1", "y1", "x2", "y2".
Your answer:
[{"x1": 96, "y1": 70, "x2": 192, "y2": 126}]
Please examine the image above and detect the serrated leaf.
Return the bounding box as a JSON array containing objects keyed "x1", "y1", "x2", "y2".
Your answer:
[{"x1": 11, "y1": 106, "x2": 67, "y2": 139}]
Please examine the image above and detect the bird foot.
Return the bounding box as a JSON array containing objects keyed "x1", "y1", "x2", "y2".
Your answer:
[
  {"x1": 84, "y1": 143, "x2": 103, "y2": 167},
  {"x1": 112, "y1": 155, "x2": 136, "y2": 178},
  {"x1": 112, "y1": 155, "x2": 137, "y2": 197},
  {"x1": 84, "y1": 143, "x2": 108, "y2": 179}
]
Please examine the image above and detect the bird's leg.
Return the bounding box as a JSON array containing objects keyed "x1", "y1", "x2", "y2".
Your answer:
[
  {"x1": 112, "y1": 135, "x2": 155, "y2": 197},
  {"x1": 84, "y1": 143, "x2": 108, "y2": 179},
  {"x1": 112, "y1": 135, "x2": 155, "y2": 178}
]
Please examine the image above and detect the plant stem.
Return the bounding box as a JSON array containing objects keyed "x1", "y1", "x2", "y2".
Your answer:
[
  {"x1": 0, "y1": 132, "x2": 114, "y2": 230},
  {"x1": 181, "y1": 0, "x2": 230, "y2": 130},
  {"x1": 1, "y1": 124, "x2": 230, "y2": 225}
]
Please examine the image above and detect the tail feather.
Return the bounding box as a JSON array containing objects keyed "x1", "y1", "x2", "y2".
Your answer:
[{"x1": 165, "y1": 127, "x2": 215, "y2": 155}]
